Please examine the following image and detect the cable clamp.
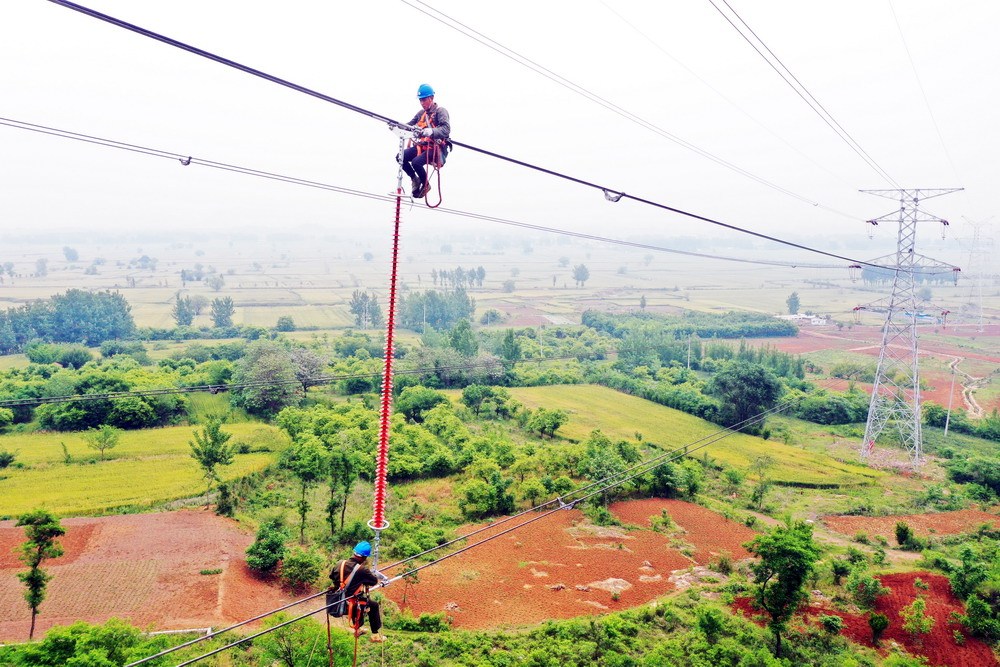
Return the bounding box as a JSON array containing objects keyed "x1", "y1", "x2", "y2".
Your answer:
[
  {"x1": 556, "y1": 496, "x2": 578, "y2": 510},
  {"x1": 179, "y1": 156, "x2": 192, "y2": 166},
  {"x1": 602, "y1": 189, "x2": 624, "y2": 203}
]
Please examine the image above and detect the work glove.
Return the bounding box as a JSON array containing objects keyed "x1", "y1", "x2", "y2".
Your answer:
[{"x1": 420, "y1": 127, "x2": 434, "y2": 137}]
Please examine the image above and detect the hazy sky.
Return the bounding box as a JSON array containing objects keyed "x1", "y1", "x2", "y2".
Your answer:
[{"x1": 1, "y1": 0, "x2": 995, "y2": 264}]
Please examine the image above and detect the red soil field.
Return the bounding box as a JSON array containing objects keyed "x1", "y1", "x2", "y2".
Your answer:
[
  {"x1": 748, "y1": 327, "x2": 1000, "y2": 413},
  {"x1": 386, "y1": 499, "x2": 754, "y2": 629},
  {"x1": 734, "y1": 572, "x2": 998, "y2": 667},
  {"x1": 822, "y1": 509, "x2": 998, "y2": 541},
  {"x1": 0, "y1": 510, "x2": 291, "y2": 642},
  {"x1": 0, "y1": 500, "x2": 752, "y2": 640}
]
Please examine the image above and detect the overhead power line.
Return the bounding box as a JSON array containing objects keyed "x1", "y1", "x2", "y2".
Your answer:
[
  {"x1": 44, "y1": 1, "x2": 942, "y2": 273},
  {"x1": 596, "y1": 0, "x2": 855, "y2": 191},
  {"x1": 887, "y1": 0, "x2": 961, "y2": 183},
  {"x1": 707, "y1": 0, "x2": 901, "y2": 189},
  {"x1": 6, "y1": 116, "x2": 955, "y2": 276},
  {"x1": 399, "y1": 0, "x2": 855, "y2": 220},
  {"x1": 138, "y1": 382, "x2": 815, "y2": 666}
]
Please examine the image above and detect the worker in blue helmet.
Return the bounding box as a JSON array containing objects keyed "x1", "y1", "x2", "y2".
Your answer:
[
  {"x1": 400, "y1": 83, "x2": 451, "y2": 198},
  {"x1": 329, "y1": 540, "x2": 389, "y2": 642}
]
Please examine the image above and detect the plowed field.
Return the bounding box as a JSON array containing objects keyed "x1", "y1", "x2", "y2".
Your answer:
[
  {"x1": 822, "y1": 509, "x2": 998, "y2": 541},
  {"x1": 0, "y1": 510, "x2": 291, "y2": 641},
  {"x1": 1, "y1": 500, "x2": 751, "y2": 639},
  {"x1": 385, "y1": 498, "x2": 755, "y2": 629}
]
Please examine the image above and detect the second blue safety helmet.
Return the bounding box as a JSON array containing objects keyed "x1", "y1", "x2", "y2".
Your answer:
[
  {"x1": 417, "y1": 83, "x2": 435, "y2": 99},
  {"x1": 353, "y1": 541, "x2": 372, "y2": 558}
]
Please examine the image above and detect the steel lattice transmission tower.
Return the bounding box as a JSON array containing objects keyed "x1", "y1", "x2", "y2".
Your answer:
[
  {"x1": 859, "y1": 188, "x2": 962, "y2": 466},
  {"x1": 959, "y1": 216, "x2": 994, "y2": 333}
]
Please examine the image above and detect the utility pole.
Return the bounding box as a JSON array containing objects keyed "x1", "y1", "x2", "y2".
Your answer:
[{"x1": 858, "y1": 188, "x2": 962, "y2": 467}]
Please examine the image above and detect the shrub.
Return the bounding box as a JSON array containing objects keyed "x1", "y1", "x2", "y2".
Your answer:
[
  {"x1": 695, "y1": 607, "x2": 724, "y2": 643},
  {"x1": 895, "y1": 521, "x2": 913, "y2": 547},
  {"x1": 0, "y1": 450, "x2": 16, "y2": 469},
  {"x1": 831, "y1": 559, "x2": 851, "y2": 586},
  {"x1": 280, "y1": 547, "x2": 324, "y2": 591},
  {"x1": 869, "y1": 612, "x2": 890, "y2": 645},
  {"x1": 847, "y1": 571, "x2": 889, "y2": 609},
  {"x1": 711, "y1": 551, "x2": 733, "y2": 576},
  {"x1": 819, "y1": 614, "x2": 844, "y2": 635},
  {"x1": 246, "y1": 518, "x2": 288, "y2": 574},
  {"x1": 900, "y1": 595, "x2": 934, "y2": 642},
  {"x1": 845, "y1": 546, "x2": 868, "y2": 566}
]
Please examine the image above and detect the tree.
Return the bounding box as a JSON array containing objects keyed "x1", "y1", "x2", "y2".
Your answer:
[
  {"x1": 172, "y1": 295, "x2": 194, "y2": 326},
  {"x1": 396, "y1": 385, "x2": 448, "y2": 422},
  {"x1": 527, "y1": 408, "x2": 568, "y2": 438},
  {"x1": 210, "y1": 296, "x2": 235, "y2": 328},
  {"x1": 229, "y1": 341, "x2": 302, "y2": 418},
  {"x1": 572, "y1": 264, "x2": 590, "y2": 287},
  {"x1": 745, "y1": 519, "x2": 821, "y2": 657},
  {"x1": 707, "y1": 361, "x2": 782, "y2": 432},
  {"x1": 498, "y1": 328, "x2": 522, "y2": 364},
  {"x1": 84, "y1": 424, "x2": 121, "y2": 461},
  {"x1": 275, "y1": 315, "x2": 296, "y2": 332},
  {"x1": 900, "y1": 595, "x2": 934, "y2": 644},
  {"x1": 520, "y1": 478, "x2": 546, "y2": 507},
  {"x1": 189, "y1": 294, "x2": 209, "y2": 315},
  {"x1": 62, "y1": 246, "x2": 79, "y2": 262},
  {"x1": 35, "y1": 258, "x2": 48, "y2": 277},
  {"x1": 950, "y1": 545, "x2": 987, "y2": 600},
  {"x1": 786, "y1": 292, "x2": 800, "y2": 315},
  {"x1": 348, "y1": 290, "x2": 383, "y2": 328},
  {"x1": 205, "y1": 274, "x2": 226, "y2": 291},
  {"x1": 448, "y1": 318, "x2": 479, "y2": 356},
  {"x1": 327, "y1": 447, "x2": 359, "y2": 535},
  {"x1": 58, "y1": 345, "x2": 92, "y2": 370},
  {"x1": 189, "y1": 418, "x2": 235, "y2": 507},
  {"x1": 281, "y1": 437, "x2": 328, "y2": 543},
  {"x1": 639, "y1": 295, "x2": 647, "y2": 310},
  {"x1": 16, "y1": 509, "x2": 65, "y2": 639}
]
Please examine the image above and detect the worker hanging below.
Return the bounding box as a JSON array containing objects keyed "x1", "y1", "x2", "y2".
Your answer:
[
  {"x1": 400, "y1": 83, "x2": 451, "y2": 200},
  {"x1": 329, "y1": 541, "x2": 389, "y2": 643}
]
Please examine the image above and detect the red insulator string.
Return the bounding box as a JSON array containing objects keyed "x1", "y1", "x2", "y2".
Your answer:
[{"x1": 369, "y1": 133, "x2": 408, "y2": 567}]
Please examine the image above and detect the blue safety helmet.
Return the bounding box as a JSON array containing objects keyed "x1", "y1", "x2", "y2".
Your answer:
[
  {"x1": 417, "y1": 83, "x2": 435, "y2": 99},
  {"x1": 353, "y1": 541, "x2": 372, "y2": 558}
]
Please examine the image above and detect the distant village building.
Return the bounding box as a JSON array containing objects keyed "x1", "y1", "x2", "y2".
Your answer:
[{"x1": 775, "y1": 314, "x2": 828, "y2": 326}]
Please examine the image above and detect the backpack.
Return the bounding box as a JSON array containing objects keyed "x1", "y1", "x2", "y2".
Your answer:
[{"x1": 326, "y1": 560, "x2": 360, "y2": 617}]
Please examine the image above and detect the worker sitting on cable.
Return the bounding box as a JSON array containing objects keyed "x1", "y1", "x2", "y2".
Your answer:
[
  {"x1": 330, "y1": 540, "x2": 389, "y2": 643},
  {"x1": 400, "y1": 83, "x2": 450, "y2": 198}
]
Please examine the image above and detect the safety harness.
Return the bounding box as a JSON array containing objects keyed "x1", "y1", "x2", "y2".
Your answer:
[{"x1": 413, "y1": 108, "x2": 449, "y2": 208}]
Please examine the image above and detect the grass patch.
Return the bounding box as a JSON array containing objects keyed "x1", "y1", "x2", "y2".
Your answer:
[
  {"x1": 505, "y1": 385, "x2": 880, "y2": 487},
  {"x1": 0, "y1": 423, "x2": 288, "y2": 516}
]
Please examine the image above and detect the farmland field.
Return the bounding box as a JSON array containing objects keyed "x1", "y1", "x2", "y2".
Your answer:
[
  {"x1": 0, "y1": 423, "x2": 288, "y2": 516},
  {"x1": 822, "y1": 509, "x2": 999, "y2": 540},
  {"x1": 505, "y1": 385, "x2": 881, "y2": 487}
]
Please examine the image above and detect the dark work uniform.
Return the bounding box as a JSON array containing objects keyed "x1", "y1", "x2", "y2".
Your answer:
[
  {"x1": 330, "y1": 557, "x2": 382, "y2": 633},
  {"x1": 401, "y1": 103, "x2": 450, "y2": 195}
]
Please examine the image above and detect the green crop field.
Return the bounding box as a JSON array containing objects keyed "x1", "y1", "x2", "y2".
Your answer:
[
  {"x1": 0, "y1": 422, "x2": 289, "y2": 517},
  {"x1": 506, "y1": 385, "x2": 881, "y2": 487}
]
